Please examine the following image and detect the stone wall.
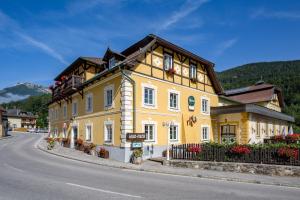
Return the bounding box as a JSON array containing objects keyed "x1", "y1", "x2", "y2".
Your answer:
[{"x1": 164, "y1": 160, "x2": 300, "y2": 177}]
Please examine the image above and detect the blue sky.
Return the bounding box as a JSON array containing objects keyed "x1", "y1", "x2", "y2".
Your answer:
[{"x1": 0, "y1": 0, "x2": 299, "y2": 88}]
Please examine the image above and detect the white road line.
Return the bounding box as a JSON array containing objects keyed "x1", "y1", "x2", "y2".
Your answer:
[
  {"x1": 66, "y1": 182, "x2": 143, "y2": 198},
  {"x1": 3, "y1": 163, "x2": 25, "y2": 173}
]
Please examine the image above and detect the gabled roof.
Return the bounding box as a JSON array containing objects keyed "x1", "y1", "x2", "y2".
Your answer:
[
  {"x1": 54, "y1": 57, "x2": 105, "y2": 81},
  {"x1": 224, "y1": 82, "x2": 284, "y2": 107},
  {"x1": 103, "y1": 48, "x2": 126, "y2": 62},
  {"x1": 121, "y1": 34, "x2": 223, "y2": 94},
  {"x1": 211, "y1": 104, "x2": 294, "y2": 122}
]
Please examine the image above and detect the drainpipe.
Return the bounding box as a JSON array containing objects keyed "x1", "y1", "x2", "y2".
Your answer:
[{"x1": 118, "y1": 66, "x2": 136, "y2": 133}]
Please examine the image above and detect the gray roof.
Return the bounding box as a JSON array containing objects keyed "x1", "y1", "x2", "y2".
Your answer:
[{"x1": 211, "y1": 104, "x2": 294, "y2": 122}]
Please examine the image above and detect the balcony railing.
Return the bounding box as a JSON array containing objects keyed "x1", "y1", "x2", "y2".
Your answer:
[{"x1": 52, "y1": 75, "x2": 84, "y2": 100}]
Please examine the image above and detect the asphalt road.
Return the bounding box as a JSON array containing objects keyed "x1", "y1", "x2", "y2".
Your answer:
[{"x1": 0, "y1": 133, "x2": 299, "y2": 200}]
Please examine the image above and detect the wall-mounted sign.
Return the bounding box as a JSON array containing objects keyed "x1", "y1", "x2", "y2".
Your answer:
[
  {"x1": 131, "y1": 142, "x2": 143, "y2": 149},
  {"x1": 126, "y1": 133, "x2": 146, "y2": 141},
  {"x1": 187, "y1": 116, "x2": 197, "y2": 127},
  {"x1": 188, "y1": 96, "x2": 195, "y2": 111}
]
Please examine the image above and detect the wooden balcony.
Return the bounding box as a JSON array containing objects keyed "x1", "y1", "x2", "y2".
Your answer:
[{"x1": 52, "y1": 75, "x2": 84, "y2": 101}]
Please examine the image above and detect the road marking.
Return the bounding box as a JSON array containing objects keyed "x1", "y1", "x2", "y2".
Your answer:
[
  {"x1": 66, "y1": 182, "x2": 143, "y2": 198},
  {"x1": 3, "y1": 163, "x2": 25, "y2": 173}
]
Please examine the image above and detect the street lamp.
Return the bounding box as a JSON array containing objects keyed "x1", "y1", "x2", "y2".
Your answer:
[{"x1": 163, "y1": 120, "x2": 175, "y2": 161}]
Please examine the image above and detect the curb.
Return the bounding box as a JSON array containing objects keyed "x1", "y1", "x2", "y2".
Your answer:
[
  {"x1": 0, "y1": 135, "x2": 13, "y2": 140},
  {"x1": 37, "y1": 143, "x2": 300, "y2": 189}
]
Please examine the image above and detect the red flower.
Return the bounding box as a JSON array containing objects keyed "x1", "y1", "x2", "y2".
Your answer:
[
  {"x1": 167, "y1": 68, "x2": 176, "y2": 74},
  {"x1": 230, "y1": 145, "x2": 251, "y2": 155},
  {"x1": 187, "y1": 146, "x2": 202, "y2": 153},
  {"x1": 272, "y1": 135, "x2": 284, "y2": 141},
  {"x1": 278, "y1": 147, "x2": 299, "y2": 159},
  {"x1": 61, "y1": 75, "x2": 67, "y2": 81},
  {"x1": 286, "y1": 134, "x2": 300, "y2": 141}
]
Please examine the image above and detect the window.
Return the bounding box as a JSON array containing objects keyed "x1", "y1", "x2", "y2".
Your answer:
[
  {"x1": 169, "y1": 125, "x2": 178, "y2": 141},
  {"x1": 104, "y1": 121, "x2": 113, "y2": 143},
  {"x1": 144, "y1": 87, "x2": 154, "y2": 105},
  {"x1": 63, "y1": 104, "x2": 67, "y2": 119},
  {"x1": 201, "y1": 97, "x2": 210, "y2": 114},
  {"x1": 108, "y1": 57, "x2": 116, "y2": 69},
  {"x1": 168, "y1": 90, "x2": 180, "y2": 111},
  {"x1": 190, "y1": 64, "x2": 197, "y2": 79},
  {"x1": 104, "y1": 85, "x2": 114, "y2": 108},
  {"x1": 86, "y1": 93, "x2": 93, "y2": 113},
  {"x1": 144, "y1": 124, "x2": 155, "y2": 142},
  {"x1": 86, "y1": 125, "x2": 92, "y2": 141},
  {"x1": 256, "y1": 122, "x2": 260, "y2": 137},
  {"x1": 202, "y1": 126, "x2": 209, "y2": 141},
  {"x1": 163, "y1": 53, "x2": 173, "y2": 70},
  {"x1": 72, "y1": 101, "x2": 78, "y2": 116}
]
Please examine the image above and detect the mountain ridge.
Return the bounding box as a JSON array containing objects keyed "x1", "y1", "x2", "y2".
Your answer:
[{"x1": 0, "y1": 82, "x2": 50, "y2": 103}]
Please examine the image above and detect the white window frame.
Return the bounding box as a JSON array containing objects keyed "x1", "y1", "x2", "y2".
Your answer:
[
  {"x1": 63, "y1": 104, "x2": 67, "y2": 119},
  {"x1": 104, "y1": 120, "x2": 114, "y2": 144},
  {"x1": 168, "y1": 122, "x2": 180, "y2": 143},
  {"x1": 141, "y1": 83, "x2": 157, "y2": 109},
  {"x1": 85, "y1": 93, "x2": 93, "y2": 113},
  {"x1": 104, "y1": 85, "x2": 114, "y2": 109},
  {"x1": 168, "y1": 89, "x2": 180, "y2": 112},
  {"x1": 190, "y1": 63, "x2": 197, "y2": 79},
  {"x1": 163, "y1": 53, "x2": 173, "y2": 70},
  {"x1": 142, "y1": 120, "x2": 157, "y2": 143},
  {"x1": 85, "y1": 123, "x2": 93, "y2": 142},
  {"x1": 72, "y1": 100, "x2": 78, "y2": 116},
  {"x1": 201, "y1": 96, "x2": 210, "y2": 115},
  {"x1": 108, "y1": 57, "x2": 116, "y2": 69},
  {"x1": 201, "y1": 125, "x2": 210, "y2": 142}
]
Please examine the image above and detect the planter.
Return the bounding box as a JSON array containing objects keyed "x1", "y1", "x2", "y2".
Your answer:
[
  {"x1": 132, "y1": 157, "x2": 142, "y2": 165},
  {"x1": 99, "y1": 150, "x2": 109, "y2": 159}
]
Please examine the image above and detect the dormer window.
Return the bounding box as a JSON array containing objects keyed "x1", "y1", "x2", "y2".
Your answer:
[
  {"x1": 190, "y1": 64, "x2": 197, "y2": 80},
  {"x1": 108, "y1": 57, "x2": 116, "y2": 69},
  {"x1": 163, "y1": 54, "x2": 173, "y2": 70}
]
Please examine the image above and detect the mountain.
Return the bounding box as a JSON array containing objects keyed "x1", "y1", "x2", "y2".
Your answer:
[
  {"x1": 0, "y1": 82, "x2": 50, "y2": 103},
  {"x1": 217, "y1": 60, "x2": 300, "y2": 132}
]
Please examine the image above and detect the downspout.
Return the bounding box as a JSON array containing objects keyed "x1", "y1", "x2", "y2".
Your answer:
[{"x1": 118, "y1": 65, "x2": 136, "y2": 133}]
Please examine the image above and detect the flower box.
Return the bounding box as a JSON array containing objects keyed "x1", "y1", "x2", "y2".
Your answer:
[{"x1": 98, "y1": 148, "x2": 109, "y2": 159}]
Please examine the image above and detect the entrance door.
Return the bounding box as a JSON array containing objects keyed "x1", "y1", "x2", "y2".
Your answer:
[
  {"x1": 71, "y1": 126, "x2": 78, "y2": 149},
  {"x1": 221, "y1": 125, "x2": 236, "y2": 144}
]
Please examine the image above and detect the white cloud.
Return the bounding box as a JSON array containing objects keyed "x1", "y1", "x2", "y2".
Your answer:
[
  {"x1": 215, "y1": 38, "x2": 238, "y2": 56},
  {"x1": 157, "y1": 0, "x2": 209, "y2": 32},
  {"x1": 0, "y1": 10, "x2": 67, "y2": 65},
  {"x1": 16, "y1": 32, "x2": 68, "y2": 65},
  {"x1": 251, "y1": 8, "x2": 300, "y2": 20},
  {"x1": 0, "y1": 93, "x2": 30, "y2": 103}
]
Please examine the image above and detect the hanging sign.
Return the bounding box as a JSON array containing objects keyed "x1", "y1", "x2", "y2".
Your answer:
[{"x1": 188, "y1": 96, "x2": 195, "y2": 111}]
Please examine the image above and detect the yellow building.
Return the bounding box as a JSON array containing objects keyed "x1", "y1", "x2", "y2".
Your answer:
[{"x1": 48, "y1": 34, "x2": 294, "y2": 162}]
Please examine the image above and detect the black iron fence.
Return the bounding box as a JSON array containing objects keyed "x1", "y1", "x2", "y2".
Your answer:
[{"x1": 171, "y1": 144, "x2": 300, "y2": 166}]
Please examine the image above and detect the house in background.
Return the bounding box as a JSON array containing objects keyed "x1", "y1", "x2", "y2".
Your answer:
[
  {"x1": 211, "y1": 82, "x2": 294, "y2": 144},
  {"x1": 0, "y1": 106, "x2": 8, "y2": 137},
  {"x1": 48, "y1": 34, "x2": 294, "y2": 162},
  {"x1": 6, "y1": 108, "x2": 37, "y2": 131}
]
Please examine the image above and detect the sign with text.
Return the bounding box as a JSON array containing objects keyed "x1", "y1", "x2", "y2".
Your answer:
[
  {"x1": 131, "y1": 142, "x2": 143, "y2": 149},
  {"x1": 126, "y1": 133, "x2": 146, "y2": 141}
]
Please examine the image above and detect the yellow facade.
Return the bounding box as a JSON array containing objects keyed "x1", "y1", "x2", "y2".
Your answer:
[{"x1": 48, "y1": 34, "x2": 293, "y2": 162}]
